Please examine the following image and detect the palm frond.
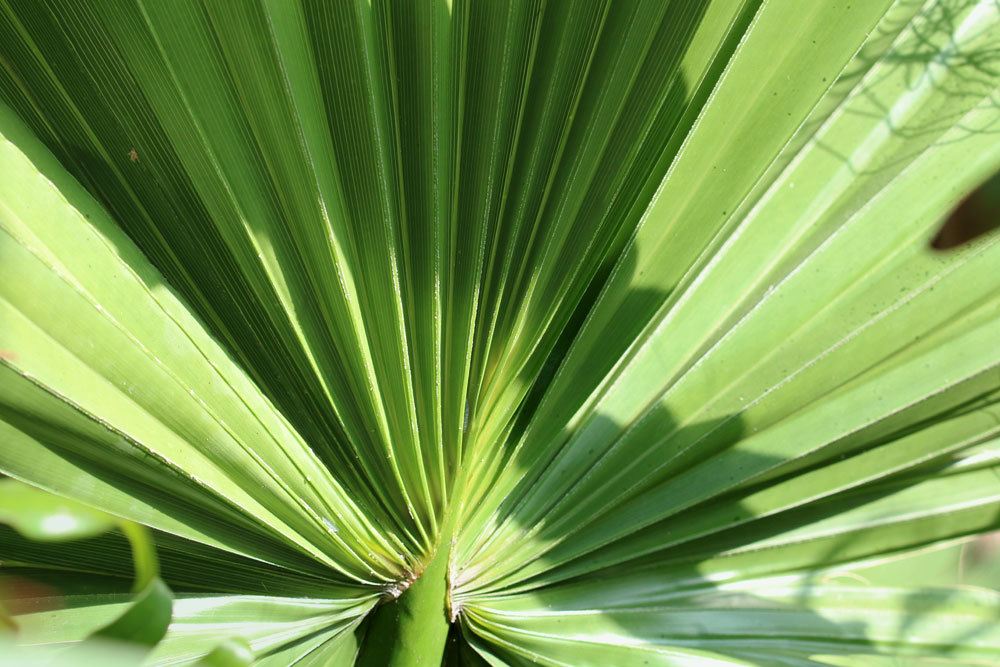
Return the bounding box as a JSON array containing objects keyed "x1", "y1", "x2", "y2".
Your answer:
[{"x1": 1, "y1": 0, "x2": 998, "y2": 664}]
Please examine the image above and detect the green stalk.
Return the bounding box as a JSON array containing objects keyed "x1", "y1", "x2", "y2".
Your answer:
[{"x1": 357, "y1": 506, "x2": 459, "y2": 666}]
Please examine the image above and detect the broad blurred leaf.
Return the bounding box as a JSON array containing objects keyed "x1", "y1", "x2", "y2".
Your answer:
[
  {"x1": 0, "y1": 479, "x2": 116, "y2": 542},
  {"x1": 0, "y1": 479, "x2": 172, "y2": 659},
  {"x1": 194, "y1": 638, "x2": 255, "y2": 667},
  {"x1": 0, "y1": 636, "x2": 146, "y2": 667},
  {"x1": 90, "y1": 578, "x2": 173, "y2": 648}
]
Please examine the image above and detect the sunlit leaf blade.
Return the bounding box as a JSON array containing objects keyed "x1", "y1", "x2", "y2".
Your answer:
[
  {"x1": 464, "y1": 573, "x2": 1000, "y2": 666},
  {"x1": 449, "y1": 0, "x2": 1000, "y2": 661},
  {"x1": 454, "y1": 0, "x2": 1000, "y2": 589},
  {"x1": 0, "y1": 0, "x2": 450, "y2": 552},
  {"x1": 10, "y1": 592, "x2": 372, "y2": 667},
  {"x1": 0, "y1": 102, "x2": 399, "y2": 584}
]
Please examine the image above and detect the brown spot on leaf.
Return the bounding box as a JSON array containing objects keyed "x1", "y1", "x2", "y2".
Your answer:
[
  {"x1": 1, "y1": 575, "x2": 64, "y2": 615},
  {"x1": 128, "y1": 148, "x2": 139, "y2": 163},
  {"x1": 932, "y1": 170, "x2": 1000, "y2": 250}
]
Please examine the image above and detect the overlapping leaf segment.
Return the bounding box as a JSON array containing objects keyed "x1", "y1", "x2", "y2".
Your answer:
[{"x1": 1, "y1": 0, "x2": 999, "y2": 664}]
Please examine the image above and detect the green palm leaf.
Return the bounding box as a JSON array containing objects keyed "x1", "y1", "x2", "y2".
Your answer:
[{"x1": 1, "y1": 0, "x2": 998, "y2": 664}]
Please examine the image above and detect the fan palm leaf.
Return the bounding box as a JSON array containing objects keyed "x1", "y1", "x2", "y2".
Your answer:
[{"x1": 1, "y1": 0, "x2": 999, "y2": 664}]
